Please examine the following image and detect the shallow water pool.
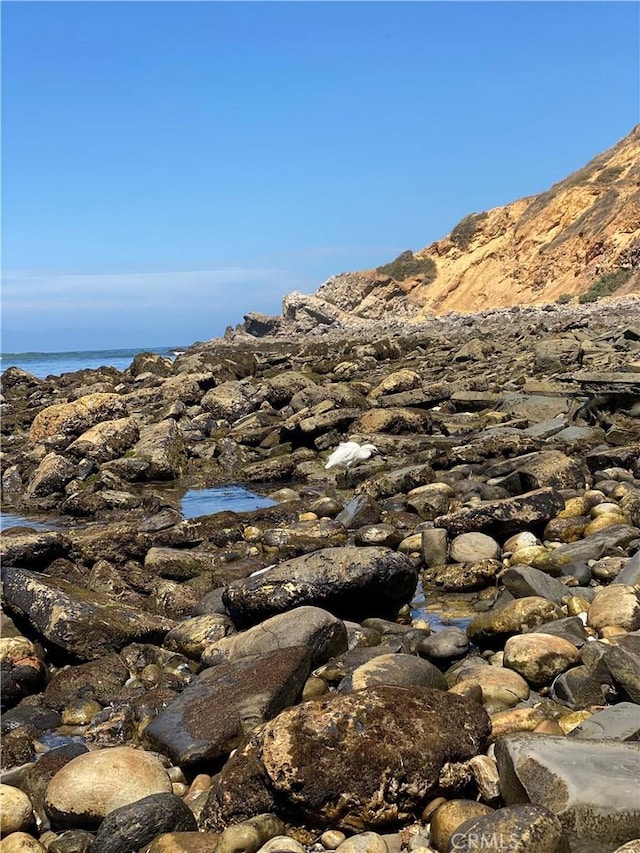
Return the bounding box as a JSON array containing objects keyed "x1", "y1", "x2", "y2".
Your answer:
[
  {"x1": 0, "y1": 511, "x2": 59, "y2": 531},
  {"x1": 180, "y1": 485, "x2": 276, "y2": 519}
]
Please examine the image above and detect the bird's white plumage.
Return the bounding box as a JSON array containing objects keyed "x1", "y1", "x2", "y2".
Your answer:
[{"x1": 325, "y1": 441, "x2": 379, "y2": 471}]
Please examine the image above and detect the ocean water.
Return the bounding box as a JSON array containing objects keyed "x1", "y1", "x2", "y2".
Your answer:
[{"x1": 0, "y1": 346, "x2": 183, "y2": 380}]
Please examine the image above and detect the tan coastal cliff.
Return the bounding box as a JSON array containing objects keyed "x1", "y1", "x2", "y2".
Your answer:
[{"x1": 274, "y1": 126, "x2": 640, "y2": 330}]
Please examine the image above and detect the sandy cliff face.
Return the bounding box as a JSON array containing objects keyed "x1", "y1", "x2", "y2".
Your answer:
[
  {"x1": 409, "y1": 124, "x2": 640, "y2": 315},
  {"x1": 273, "y1": 126, "x2": 640, "y2": 331}
]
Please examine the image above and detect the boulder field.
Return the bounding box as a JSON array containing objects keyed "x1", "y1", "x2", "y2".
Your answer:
[{"x1": 1, "y1": 297, "x2": 640, "y2": 853}]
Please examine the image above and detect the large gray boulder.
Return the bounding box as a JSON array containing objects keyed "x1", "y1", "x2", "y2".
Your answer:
[
  {"x1": 222, "y1": 547, "x2": 418, "y2": 626},
  {"x1": 202, "y1": 685, "x2": 490, "y2": 831},
  {"x1": 496, "y1": 733, "x2": 640, "y2": 852}
]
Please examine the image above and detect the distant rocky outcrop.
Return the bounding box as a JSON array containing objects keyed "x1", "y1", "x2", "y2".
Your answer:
[{"x1": 235, "y1": 126, "x2": 640, "y2": 337}]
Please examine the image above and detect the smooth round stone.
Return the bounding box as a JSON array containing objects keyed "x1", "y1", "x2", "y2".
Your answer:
[
  {"x1": 429, "y1": 800, "x2": 493, "y2": 852},
  {"x1": 321, "y1": 831, "x2": 347, "y2": 850},
  {"x1": 90, "y1": 792, "x2": 197, "y2": 853},
  {"x1": 163, "y1": 614, "x2": 236, "y2": 658},
  {"x1": 590, "y1": 502, "x2": 623, "y2": 517},
  {"x1": 587, "y1": 585, "x2": 640, "y2": 633},
  {"x1": 489, "y1": 707, "x2": 548, "y2": 742},
  {"x1": 336, "y1": 832, "x2": 389, "y2": 853},
  {"x1": 600, "y1": 626, "x2": 628, "y2": 640},
  {"x1": 503, "y1": 634, "x2": 580, "y2": 687},
  {"x1": 184, "y1": 774, "x2": 212, "y2": 803},
  {"x1": 508, "y1": 545, "x2": 548, "y2": 567},
  {"x1": 302, "y1": 676, "x2": 329, "y2": 700},
  {"x1": 44, "y1": 746, "x2": 172, "y2": 828},
  {"x1": 408, "y1": 482, "x2": 453, "y2": 498},
  {"x1": 449, "y1": 533, "x2": 500, "y2": 563},
  {"x1": 258, "y1": 837, "x2": 307, "y2": 853},
  {"x1": 502, "y1": 531, "x2": 540, "y2": 554},
  {"x1": 342, "y1": 654, "x2": 446, "y2": 692},
  {"x1": 172, "y1": 783, "x2": 189, "y2": 797},
  {"x1": 355, "y1": 524, "x2": 402, "y2": 548},
  {"x1": 243, "y1": 526, "x2": 262, "y2": 543},
  {"x1": 584, "y1": 489, "x2": 607, "y2": 507},
  {"x1": 0, "y1": 785, "x2": 35, "y2": 835},
  {"x1": 298, "y1": 512, "x2": 318, "y2": 522},
  {"x1": 398, "y1": 533, "x2": 422, "y2": 554},
  {"x1": 309, "y1": 497, "x2": 343, "y2": 519},
  {"x1": 565, "y1": 596, "x2": 590, "y2": 618},
  {"x1": 0, "y1": 636, "x2": 39, "y2": 663},
  {"x1": 449, "y1": 665, "x2": 530, "y2": 711},
  {"x1": 449, "y1": 803, "x2": 566, "y2": 852},
  {"x1": 543, "y1": 516, "x2": 590, "y2": 543},
  {"x1": 47, "y1": 829, "x2": 95, "y2": 853},
  {"x1": 167, "y1": 766, "x2": 186, "y2": 784},
  {"x1": 559, "y1": 496, "x2": 590, "y2": 517},
  {"x1": 140, "y1": 664, "x2": 164, "y2": 687},
  {"x1": 467, "y1": 597, "x2": 564, "y2": 647},
  {"x1": 0, "y1": 833, "x2": 45, "y2": 852},
  {"x1": 269, "y1": 488, "x2": 300, "y2": 502},
  {"x1": 584, "y1": 513, "x2": 628, "y2": 535},
  {"x1": 61, "y1": 698, "x2": 102, "y2": 725},
  {"x1": 590, "y1": 557, "x2": 627, "y2": 582},
  {"x1": 218, "y1": 815, "x2": 284, "y2": 853},
  {"x1": 419, "y1": 627, "x2": 469, "y2": 661}
]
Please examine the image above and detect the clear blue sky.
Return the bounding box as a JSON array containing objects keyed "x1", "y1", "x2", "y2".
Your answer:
[{"x1": 2, "y1": 1, "x2": 638, "y2": 352}]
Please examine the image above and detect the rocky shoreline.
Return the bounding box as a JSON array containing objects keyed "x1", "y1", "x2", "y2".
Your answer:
[{"x1": 1, "y1": 295, "x2": 640, "y2": 853}]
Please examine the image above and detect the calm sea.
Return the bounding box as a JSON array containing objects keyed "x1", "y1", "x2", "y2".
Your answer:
[{"x1": 0, "y1": 346, "x2": 184, "y2": 380}]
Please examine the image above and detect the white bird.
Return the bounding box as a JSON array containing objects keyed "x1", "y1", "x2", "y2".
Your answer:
[{"x1": 325, "y1": 441, "x2": 379, "y2": 473}]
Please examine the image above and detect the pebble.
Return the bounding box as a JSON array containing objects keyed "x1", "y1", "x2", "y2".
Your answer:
[
  {"x1": 335, "y1": 833, "x2": 388, "y2": 853},
  {"x1": 320, "y1": 831, "x2": 347, "y2": 850}
]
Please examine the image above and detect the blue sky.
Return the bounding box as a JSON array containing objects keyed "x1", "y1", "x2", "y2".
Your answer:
[{"x1": 2, "y1": 1, "x2": 638, "y2": 352}]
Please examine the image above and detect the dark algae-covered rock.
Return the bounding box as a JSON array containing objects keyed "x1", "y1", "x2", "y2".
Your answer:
[
  {"x1": 222, "y1": 546, "x2": 418, "y2": 625},
  {"x1": 91, "y1": 793, "x2": 197, "y2": 853},
  {"x1": 203, "y1": 685, "x2": 490, "y2": 831},
  {"x1": 2, "y1": 566, "x2": 175, "y2": 660},
  {"x1": 145, "y1": 646, "x2": 311, "y2": 768}
]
